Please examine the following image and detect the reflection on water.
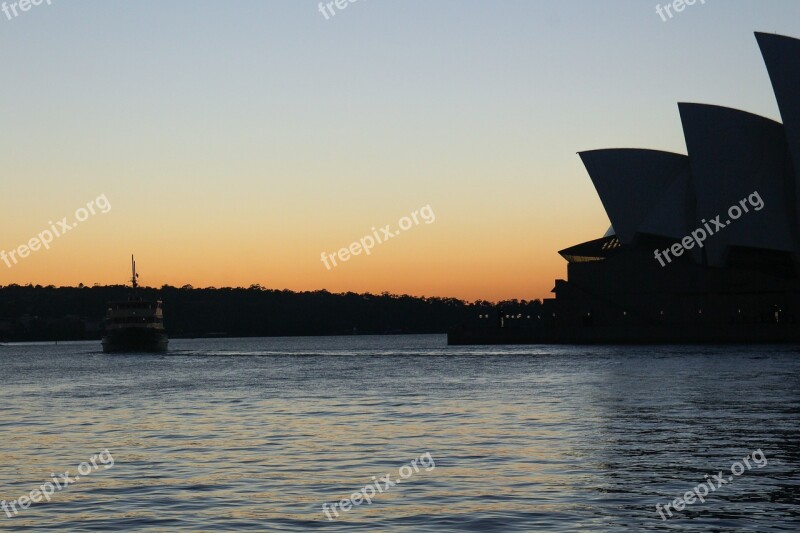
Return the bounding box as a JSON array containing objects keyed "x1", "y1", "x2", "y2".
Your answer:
[{"x1": 1, "y1": 336, "x2": 799, "y2": 531}]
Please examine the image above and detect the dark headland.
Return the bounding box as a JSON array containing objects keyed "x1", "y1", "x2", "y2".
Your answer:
[{"x1": 0, "y1": 284, "x2": 540, "y2": 343}]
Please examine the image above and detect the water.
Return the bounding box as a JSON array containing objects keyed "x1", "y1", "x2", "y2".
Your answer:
[{"x1": 1, "y1": 335, "x2": 799, "y2": 531}]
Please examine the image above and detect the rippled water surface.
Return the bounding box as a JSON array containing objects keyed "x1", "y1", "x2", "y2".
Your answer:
[{"x1": 1, "y1": 335, "x2": 799, "y2": 531}]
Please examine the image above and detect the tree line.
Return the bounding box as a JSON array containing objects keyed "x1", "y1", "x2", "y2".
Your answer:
[{"x1": 0, "y1": 284, "x2": 543, "y2": 342}]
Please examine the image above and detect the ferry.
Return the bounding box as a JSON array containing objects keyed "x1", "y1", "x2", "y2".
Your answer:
[{"x1": 101, "y1": 256, "x2": 168, "y2": 353}]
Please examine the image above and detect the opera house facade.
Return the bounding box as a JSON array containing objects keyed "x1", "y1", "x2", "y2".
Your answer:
[{"x1": 451, "y1": 32, "x2": 800, "y2": 344}]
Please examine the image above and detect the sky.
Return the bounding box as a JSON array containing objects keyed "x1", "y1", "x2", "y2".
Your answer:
[{"x1": 1, "y1": 0, "x2": 799, "y2": 301}]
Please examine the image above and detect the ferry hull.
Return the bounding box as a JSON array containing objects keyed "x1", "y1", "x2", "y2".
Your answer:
[{"x1": 102, "y1": 328, "x2": 168, "y2": 353}]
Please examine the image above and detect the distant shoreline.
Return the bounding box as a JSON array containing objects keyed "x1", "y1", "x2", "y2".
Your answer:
[{"x1": 0, "y1": 285, "x2": 541, "y2": 343}]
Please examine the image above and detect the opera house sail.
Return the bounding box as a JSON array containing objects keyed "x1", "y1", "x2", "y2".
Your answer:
[{"x1": 449, "y1": 31, "x2": 800, "y2": 345}]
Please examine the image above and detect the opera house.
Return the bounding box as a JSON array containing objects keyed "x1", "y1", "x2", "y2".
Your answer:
[{"x1": 451, "y1": 32, "x2": 800, "y2": 344}]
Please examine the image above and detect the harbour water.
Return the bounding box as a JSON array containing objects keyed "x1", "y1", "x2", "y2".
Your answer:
[{"x1": 1, "y1": 335, "x2": 799, "y2": 531}]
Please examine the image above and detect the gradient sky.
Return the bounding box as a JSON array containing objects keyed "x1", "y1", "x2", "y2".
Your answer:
[{"x1": 1, "y1": 0, "x2": 799, "y2": 301}]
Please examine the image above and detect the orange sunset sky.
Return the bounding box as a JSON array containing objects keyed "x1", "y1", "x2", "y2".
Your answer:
[{"x1": 2, "y1": 1, "x2": 799, "y2": 301}]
